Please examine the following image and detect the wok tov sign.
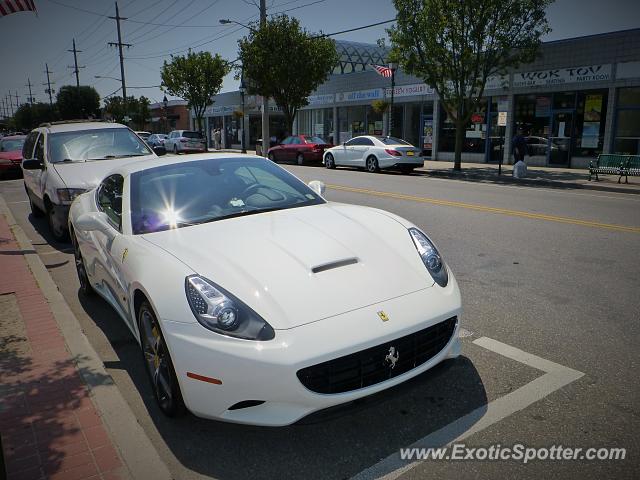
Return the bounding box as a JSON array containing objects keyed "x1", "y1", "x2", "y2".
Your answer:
[{"x1": 513, "y1": 64, "x2": 612, "y2": 88}]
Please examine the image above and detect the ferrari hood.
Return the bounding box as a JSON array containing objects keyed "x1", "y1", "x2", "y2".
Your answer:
[
  {"x1": 143, "y1": 203, "x2": 433, "y2": 329},
  {"x1": 53, "y1": 155, "x2": 157, "y2": 189}
]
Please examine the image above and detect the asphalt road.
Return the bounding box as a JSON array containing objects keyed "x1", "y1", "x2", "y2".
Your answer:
[{"x1": 1, "y1": 162, "x2": 638, "y2": 480}]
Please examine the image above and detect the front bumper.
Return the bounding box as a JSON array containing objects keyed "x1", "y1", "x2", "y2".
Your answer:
[{"x1": 162, "y1": 273, "x2": 462, "y2": 426}]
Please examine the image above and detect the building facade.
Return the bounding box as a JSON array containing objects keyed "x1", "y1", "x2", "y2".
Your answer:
[
  {"x1": 203, "y1": 29, "x2": 640, "y2": 168},
  {"x1": 147, "y1": 99, "x2": 190, "y2": 133}
]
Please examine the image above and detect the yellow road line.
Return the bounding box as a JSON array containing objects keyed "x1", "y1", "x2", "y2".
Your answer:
[{"x1": 327, "y1": 184, "x2": 640, "y2": 234}]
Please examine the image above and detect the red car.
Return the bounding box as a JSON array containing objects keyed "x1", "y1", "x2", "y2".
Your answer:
[
  {"x1": 267, "y1": 135, "x2": 333, "y2": 165},
  {"x1": 0, "y1": 135, "x2": 26, "y2": 178}
]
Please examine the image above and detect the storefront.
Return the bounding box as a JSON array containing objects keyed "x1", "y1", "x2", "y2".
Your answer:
[{"x1": 203, "y1": 31, "x2": 640, "y2": 167}]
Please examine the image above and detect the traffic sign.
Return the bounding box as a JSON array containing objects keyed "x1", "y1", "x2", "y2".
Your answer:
[{"x1": 498, "y1": 111, "x2": 508, "y2": 126}]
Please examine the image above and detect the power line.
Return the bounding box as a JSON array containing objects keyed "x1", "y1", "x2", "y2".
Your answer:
[{"x1": 317, "y1": 18, "x2": 396, "y2": 38}]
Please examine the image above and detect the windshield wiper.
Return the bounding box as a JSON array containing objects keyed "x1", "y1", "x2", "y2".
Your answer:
[{"x1": 195, "y1": 207, "x2": 286, "y2": 225}]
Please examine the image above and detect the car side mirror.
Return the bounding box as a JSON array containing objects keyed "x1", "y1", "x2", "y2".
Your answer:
[
  {"x1": 152, "y1": 145, "x2": 167, "y2": 156},
  {"x1": 75, "y1": 212, "x2": 113, "y2": 235},
  {"x1": 22, "y1": 159, "x2": 44, "y2": 170},
  {"x1": 308, "y1": 180, "x2": 326, "y2": 197}
]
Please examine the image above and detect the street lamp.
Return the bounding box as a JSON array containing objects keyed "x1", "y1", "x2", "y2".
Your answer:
[
  {"x1": 162, "y1": 95, "x2": 168, "y2": 133},
  {"x1": 239, "y1": 75, "x2": 247, "y2": 154},
  {"x1": 219, "y1": 18, "x2": 258, "y2": 33},
  {"x1": 387, "y1": 62, "x2": 397, "y2": 137},
  {"x1": 94, "y1": 75, "x2": 122, "y2": 81}
]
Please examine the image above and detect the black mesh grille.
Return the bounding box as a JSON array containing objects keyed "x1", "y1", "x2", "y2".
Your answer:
[{"x1": 297, "y1": 317, "x2": 457, "y2": 394}]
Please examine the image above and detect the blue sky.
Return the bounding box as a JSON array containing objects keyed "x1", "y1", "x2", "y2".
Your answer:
[{"x1": 1, "y1": 0, "x2": 639, "y2": 110}]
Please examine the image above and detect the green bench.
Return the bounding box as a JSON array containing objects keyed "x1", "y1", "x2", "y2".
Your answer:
[{"x1": 589, "y1": 154, "x2": 637, "y2": 183}]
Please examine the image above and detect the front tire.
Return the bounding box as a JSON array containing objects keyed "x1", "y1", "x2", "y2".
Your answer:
[
  {"x1": 139, "y1": 301, "x2": 186, "y2": 417},
  {"x1": 366, "y1": 155, "x2": 379, "y2": 173},
  {"x1": 46, "y1": 201, "x2": 69, "y2": 242},
  {"x1": 173, "y1": 145, "x2": 178, "y2": 155},
  {"x1": 72, "y1": 232, "x2": 94, "y2": 296},
  {"x1": 268, "y1": 152, "x2": 276, "y2": 162},
  {"x1": 325, "y1": 153, "x2": 335, "y2": 169}
]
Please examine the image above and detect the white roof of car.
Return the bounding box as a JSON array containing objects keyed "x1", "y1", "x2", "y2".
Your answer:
[{"x1": 41, "y1": 121, "x2": 127, "y2": 134}]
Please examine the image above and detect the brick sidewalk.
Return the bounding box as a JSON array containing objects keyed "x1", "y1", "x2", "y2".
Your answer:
[{"x1": 0, "y1": 215, "x2": 126, "y2": 480}]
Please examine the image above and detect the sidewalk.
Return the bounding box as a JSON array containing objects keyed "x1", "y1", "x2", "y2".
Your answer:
[
  {"x1": 421, "y1": 160, "x2": 640, "y2": 195},
  {"x1": 0, "y1": 215, "x2": 127, "y2": 479}
]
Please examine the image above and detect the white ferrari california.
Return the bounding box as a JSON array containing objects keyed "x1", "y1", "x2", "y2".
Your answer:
[
  {"x1": 68, "y1": 153, "x2": 461, "y2": 426},
  {"x1": 323, "y1": 135, "x2": 423, "y2": 173}
]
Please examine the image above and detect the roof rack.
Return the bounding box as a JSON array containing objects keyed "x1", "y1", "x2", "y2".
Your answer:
[{"x1": 39, "y1": 119, "x2": 110, "y2": 128}]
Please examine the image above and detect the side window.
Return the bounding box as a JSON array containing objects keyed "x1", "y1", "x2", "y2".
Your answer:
[
  {"x1": 281, "y1": 136, "x2": 293, "y2": 145},
  {"x1": 34, "y1": 134, "x2": 45, "y2": 162},
  {"x1": 344, "y1": 138, "x2": 358, "y2": 146},
  {"x1": 291, "y1": 137, "x2": 302, "y2": 145},
  {"x1": 362, "y1": 138, "x2": 375, "y2": 146},
  {"x1": 23, "y1": 132, "x2": 38, "y2": 159},
  {"x1": 97, "y1": 174, "x2": 124, "y2": 230}
]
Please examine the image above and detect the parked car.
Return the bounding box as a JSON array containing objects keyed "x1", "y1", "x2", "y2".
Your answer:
[
  {"x1": 267, "y1": 135, "x2": 333, "y2": 165},
  {"x1": 68, "y1": 153, "x2": 461, "y2": 424},
  {"x1": 136, "y1": 131, "x2": 152, "y2": 141},
  {"x1": 0, "y1": 134, "x2": 26, "y2": 178},
  {"x1": 165, "y1": 130, "x2": 207, "y2": 154},
  {"x1": 22, "y1": 121, "x2": 163, "y2": 242},
  {"x1": 324, "y1": 136, "x2": 423, "y2": 173},
  {"x1": 147, "y1": 133, "x2": 168, "y2": 147}
]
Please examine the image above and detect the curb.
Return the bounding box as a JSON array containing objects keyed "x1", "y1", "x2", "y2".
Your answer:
[
  {"x1": 421, "y1": 169, "x2": 640, "y2": 195},
  {"x1": 0, "y1": 194, "x2": 172, "y2": 480}
]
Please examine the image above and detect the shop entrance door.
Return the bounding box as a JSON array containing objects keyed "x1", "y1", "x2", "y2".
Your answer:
[
  {"x1": 549, "y1": 110, "x2": 574, "y2": 166},
  {"x1": 419, "y1": 115, "x2": 434, "y2": 158}
]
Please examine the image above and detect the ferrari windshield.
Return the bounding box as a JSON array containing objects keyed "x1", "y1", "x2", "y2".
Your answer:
[
  {"x1": 130, "y1": 157, "x2": 326, "y2": 234},
  {"x1": 48, "y1": 128, "x2": 152, "y2": 163}
]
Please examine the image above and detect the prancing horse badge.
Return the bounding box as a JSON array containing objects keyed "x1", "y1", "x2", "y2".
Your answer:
[{"x1": 377, "y1": 310, "x2": 389, "y2": 322}]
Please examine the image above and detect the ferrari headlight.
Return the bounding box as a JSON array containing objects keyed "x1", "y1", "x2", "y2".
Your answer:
[
  {"x1": 409, "y1": 228, "x2": 449, "y2": 287},
  {"x1": 185, "y1": 275, "x2": 275, "y2": 340},
  {"x1": 57, "y1": 188, "x2": 86, "y2": 204}
]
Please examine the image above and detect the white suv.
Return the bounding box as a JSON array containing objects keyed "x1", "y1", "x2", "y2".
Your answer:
[
  {"x1": 164, "y1": 130, "x2": 207, "y2": 154},
  {"x1": 22, "y1": 121, "x2": 162, "y2": 241}
]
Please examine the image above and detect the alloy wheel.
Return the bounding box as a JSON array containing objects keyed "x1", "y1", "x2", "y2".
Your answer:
[
  {"x1": 325, "y1": 153, "x2": 335, "y2": 169},
  {"x1": 139, "y1": 302, "x2": 185, "y2": 417},
  {"x1": 297, "y1": 153, "x2": 304, "y2": 165},
  {"x1": 366, "y1": 156, "x2": 379, "y2": 173}
]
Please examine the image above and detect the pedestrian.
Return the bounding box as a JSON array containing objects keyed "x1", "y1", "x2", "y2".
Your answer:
[
  {"x1": 214, "y1": 128, "x2": 221, "y2": 150},
  {"x1": 512, "y1": 128, "x2": 528, "y2": 179},
  {"x1": 512, "y1": 128, "x2": 528, "y2": 164}
]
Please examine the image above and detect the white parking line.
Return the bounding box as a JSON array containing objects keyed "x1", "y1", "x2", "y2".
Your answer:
[{"x1": 351, "y1": 337, "x2": 584, "y2": 480}]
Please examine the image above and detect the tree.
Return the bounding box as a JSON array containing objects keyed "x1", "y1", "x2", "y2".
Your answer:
[
  {"x1": 238, "y1": 15, "x2": 338, "y2": 137},
  {"x1": 104, "y1": 95, "x2": 150, "y2": 129},
  {"x1": 13, "y1": 103, "x2": 56, "y2": 131},
  {"x1": 389, "y1": 0, "x2": 551, "y2": 170},
  {"x1": 161, "y1": 50, "x2": 229, "y2": 135},
  {"x1": 56, "y1": 85, "x2": 100, "y2": 120}
]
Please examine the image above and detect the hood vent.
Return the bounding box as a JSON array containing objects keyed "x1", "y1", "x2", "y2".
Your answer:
[{"x1": 311, "y1": 258, "x2": 358, "y2": 274}]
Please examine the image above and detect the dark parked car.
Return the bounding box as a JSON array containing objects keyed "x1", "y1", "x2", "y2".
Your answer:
[{"x1": 267, "y1": 135, "x2": 333, "y2": 165}]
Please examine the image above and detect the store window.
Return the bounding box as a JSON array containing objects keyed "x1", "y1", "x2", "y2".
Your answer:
[
  {"x1": 439, "y1": 100, "x2": 487, "y2": 153},
  {"x1": 298, "y1": 110, "x2": 312, "y2": 135},
  {"x1": 313, "y1": 108, "x2": 333, "y2": 143},
  {"x1": 614, "y1": 87, "x2": 640, "y2": 155}
]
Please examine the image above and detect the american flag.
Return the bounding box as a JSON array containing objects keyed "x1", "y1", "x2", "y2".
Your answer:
[
  {"x1": 0, "y1": 0, "x2": 37, "y2": 17},
  {"x1": 372, "y1": 65, "x2": 394, "y2": 78}
]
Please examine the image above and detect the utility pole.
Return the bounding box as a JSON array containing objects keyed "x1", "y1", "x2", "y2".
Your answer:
[
  {"x1": 260, "y1": 0, "x2": 269, "y2": 157},
  {"x1": 44, "y1": 63, "x2": 55, "y2": 107},
  {"x1": 25, "y1": 78, "x2": 34, "y2": 105},
  {"x1": 1, "y1": 98, "x2": 5, "y2": 119},
  {"x1": 68, "y1": 38, "x2": 84, "y2": 88},
  {"x1": 12, "y1": 91, "x2": 20, "y2": 111},
  {"x1": 109, "y1": 2, "x2": 131, "y2": 123}
]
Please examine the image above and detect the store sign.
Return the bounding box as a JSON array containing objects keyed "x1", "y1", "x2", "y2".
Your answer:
[
  {"x1": 336, "y1": 88, "x2": 383, "y2": 103},
  {"x1": 485, "y1": 75, "x2": 509, "y2": 90},
  {"x1": 616, "y1": 61, "x2": 640, "y2": 80},
  {"x1": 471, "y1": 113, "x2": 484, "y2": 124},
  {"x1": 385, "y1": 83, "x2": 435, "y2": 98},
  {"x1": 513, "y1": 64, "x2": 612, "y2": 88},
  {"x1": 497, "y1": 111, "x2": 507, "y2": 126},
  {"x1": 307, "y1": 94, "x2": 335, "y2": 105}
]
